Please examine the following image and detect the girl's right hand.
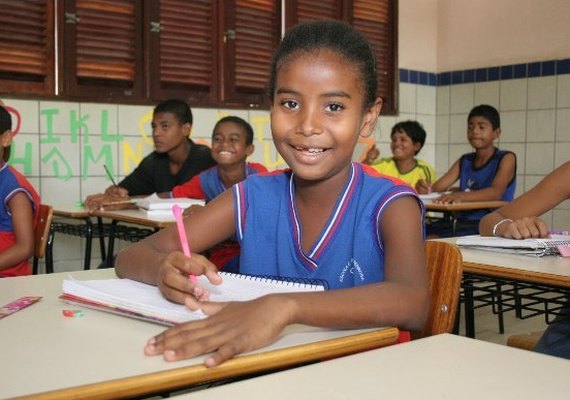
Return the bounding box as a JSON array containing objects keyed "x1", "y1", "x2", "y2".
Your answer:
[
  {"x1": 415, "y1": 179, "x2": 431, "y2": 194},
  {"x1": 157, "y1": 251, "x2": 222, "y2": 304},
  {"x1": 362, "y1": 145, "x2": 379, "y2": 165},
  {"x1": 496, "y1": 217, "x2": 549, "y2": 239}
]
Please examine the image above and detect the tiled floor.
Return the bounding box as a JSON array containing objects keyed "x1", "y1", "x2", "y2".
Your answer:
[{"x1": 457, "y1": 302, "x2": 546, "y2": 346}]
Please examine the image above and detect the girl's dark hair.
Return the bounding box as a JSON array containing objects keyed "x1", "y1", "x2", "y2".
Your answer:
[
  {"x1": 153, "y1": 99, "x2": 193, "y2": 125},
  {"x1": 268, "y1": 21, "x2": 378, "y2": 108},
  {"x1": 213, "y1": 116, "x2": 254, "y2": 145},
  {"x1": 0, "y1": 105, "x2": 12, "y2": 133}
]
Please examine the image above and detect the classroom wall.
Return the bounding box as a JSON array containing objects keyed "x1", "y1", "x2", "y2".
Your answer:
[{"x1": 398, "y1": 0, "x2": 570, "y2": 230}]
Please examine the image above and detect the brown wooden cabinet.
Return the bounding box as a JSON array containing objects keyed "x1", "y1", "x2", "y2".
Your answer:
[{"x1": 0, "y1": 0, "x2": 397, "y2": 113}]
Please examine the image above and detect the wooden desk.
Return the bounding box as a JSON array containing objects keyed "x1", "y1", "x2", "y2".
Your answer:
[
  {"x1": 0, "y1": 269, "x2": 399, "y2": 399},
  {"x1": 437, "y1": 237, "x2": 570, "y2": 337},
  {"x1": 424, "y1": 200, "x2": 507, "y2": 236},
  {"x1": 174, "y1": 334, "x2": 570, "y2": 400}
]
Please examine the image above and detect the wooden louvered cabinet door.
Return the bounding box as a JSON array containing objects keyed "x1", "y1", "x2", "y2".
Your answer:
[
  {"x1": 146, "y1": 0, "x2": 218, "y2": 105},
  {"x1": 0, "y1": 0, "x2": 55, "y2": 96},
  {"x1": 61, "y1": 0, "x2": 144, "y2": 100}
]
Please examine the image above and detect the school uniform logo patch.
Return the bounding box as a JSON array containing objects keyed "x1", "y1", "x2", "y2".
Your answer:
[{"x1": 339, "y1": 258, "x2": 365, "y2": 283}]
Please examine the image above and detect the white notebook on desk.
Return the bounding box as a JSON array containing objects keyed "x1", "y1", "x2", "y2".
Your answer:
[
  {"x1": 61, "y1": 273, "x2": 326, "y2": 326},
  {"x1": 135, "y1": 193, "x2": 205, "y2": 213},
  {"x1": 455, "y1": 235, "x2": 570, "y2": 256}
]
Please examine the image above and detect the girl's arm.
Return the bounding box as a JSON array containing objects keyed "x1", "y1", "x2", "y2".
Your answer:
[
  {"x1": 480, "y1": 161, "x2": 570, "y2": 238},
  {"x1": 0, "y1": 192, "x2": 35, "y2": 271},
  {"x1": 144, "y1": 195, "x2": 428, "y2": 366},
  {"x1": 430, "y1": 160, "x2": 460, "y2": 193},
  {"x1": 115, "y1": 190, "x2": 236, "y2": 297},
  {"x1": 442, "y1": 152, "x2": 516, "y2": 203}
]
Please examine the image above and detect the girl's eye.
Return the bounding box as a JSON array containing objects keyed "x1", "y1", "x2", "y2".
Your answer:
[
  {"x1": 326, "y1": 103, "x2": 344, "y2": 113},
  {"x1": 281, "y1": 100, "x2": 299, "y2": 110}
]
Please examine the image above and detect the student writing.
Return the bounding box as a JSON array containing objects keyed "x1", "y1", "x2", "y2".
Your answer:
[
  {"x1": 419, "y1": 104, "x2": 517, "y2": 237},
  {"x1": 363, "y1": 120, "x2": 435, "y2": 189},
  {"x1": 480, "y1": 161, "x2": 570, "y2": 359},
  {"x1": 84, "y1": 99, "x2": 215, "y2": 210},
  {"x1": 115, "y1": 21, "x2": 428, "y2": 367},
  {"x1": 0, "y1": 104, "x2": 41, "y2": 277}
]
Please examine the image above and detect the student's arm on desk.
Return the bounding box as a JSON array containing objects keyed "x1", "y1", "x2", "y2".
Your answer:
[
  {"x1": 142, "y1": 196, "x2": 428, "y2": 367},
  {"x1": 480, "y1": 161, "x2": 570, "y2": 239},
  {"x1": 432, "y1": 152, "x2": 516, "y2": 203}
]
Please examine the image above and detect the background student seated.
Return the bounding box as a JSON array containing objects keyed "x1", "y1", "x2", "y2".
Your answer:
[
  {"x1": 163, "y1": 115, "x2": 268, "y2": 271},
  {"x1": 418, "y1": 104, "x2": 516, "y2": 237},
  {"x1": 363, "y1": 120, "x2": 435, "y2": 189},
  {"x1": 0, "y1": 105, "x2": 41, "y2": 277},
  {"x1": 84, "y1": 99, "x2": 215, "y2": 210},
  {"x1": 115, "y1": 21, "x2": 428, "y2": 367},
  {"x1": 480, "y1": 161, "x2": 570, "y2": 359}
]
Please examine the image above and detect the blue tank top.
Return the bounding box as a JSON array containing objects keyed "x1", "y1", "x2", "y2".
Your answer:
[
  {"x1": 459, "y1": 148, "x2": 516, "y2": 221},
  {"x1": 232, "y1": 162, "x2": 423, "y2": 289}
]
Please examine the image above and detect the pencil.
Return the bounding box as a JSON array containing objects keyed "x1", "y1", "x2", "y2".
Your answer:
[
  {"x1": 172, "y1": 204, "x2": 197, "y2": 283},
  {"x1": 100, "y1": 199, "x2": 136, "y2": 207},
  {"x1": 103, "y1": 164, "x2": 118, "y2": 187}
]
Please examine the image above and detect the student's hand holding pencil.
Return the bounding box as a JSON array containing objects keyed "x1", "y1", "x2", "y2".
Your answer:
[{"x1": 156, "y1": 250, "x2": 221, "y2": 304}]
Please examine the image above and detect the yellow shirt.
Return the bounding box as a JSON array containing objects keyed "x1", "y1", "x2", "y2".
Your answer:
[{"x1": 371, "y1": 158, "x2": 435, "y2": 187}]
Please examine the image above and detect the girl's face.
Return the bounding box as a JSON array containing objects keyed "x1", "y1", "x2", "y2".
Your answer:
[{"x1": 270, "y1": 50, "x2": 381, "y2": 184}]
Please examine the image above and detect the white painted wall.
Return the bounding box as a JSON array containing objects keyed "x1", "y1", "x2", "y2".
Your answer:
[{"x1": 399, "y1": 0, "x2": 570, "y2": 71}]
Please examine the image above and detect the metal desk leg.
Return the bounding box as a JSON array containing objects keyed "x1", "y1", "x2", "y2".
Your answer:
[
  {"x1": 97, "y1": 217, "x2": 106, "y2": 262},
  {"x1": 463, "y1": 279, "x2": 476, "y2": 338},
  {"x1": 105, "y1": 220, "x2": 118, "y2": 268},
  {"x1": 83, "y1": 218, "x2": 93, "y2": 270}
]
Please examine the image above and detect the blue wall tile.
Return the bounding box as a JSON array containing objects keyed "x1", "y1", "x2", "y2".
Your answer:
[
  {"x1": 500, "y1": 65, "x2": 513, "y2": 80},
  {"x1": 528, "y1": 62, "x2": 541, "y2": 77},
  {"x1": 464, "y1": 69, "x2": 475, "y2": 83},
  {"x1": 400, "y1": 69, "x2": 409, "y2": 83},
  {"x1": 542, "y1": 61, "x2": 556, "y2": 76},
  {"x1": 475, "y1": 68, "x2": 488, "y2": 82},
  {"x1": 488, "y1": 67, "x2": 500, "y2": 81},
  {"x1": 513, "y1": 63, "x2": 527, "y2": 79},
  {"x1": 558, "y1": 59, "x2": 570, "y2": 74}
]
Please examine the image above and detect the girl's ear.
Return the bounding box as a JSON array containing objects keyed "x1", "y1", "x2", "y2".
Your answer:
[
  {"x1": 359, "y1": 97, "x2": 383, "y2": 138},
  {"x1": 1, "y1": 130, "x2": 13, "y2": 147}
]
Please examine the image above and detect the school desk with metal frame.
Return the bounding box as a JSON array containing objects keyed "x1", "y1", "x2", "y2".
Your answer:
[
  {"x1": 173, "y1": 333, "x2": 570, "y2": 400},
  {"x1": 50, "y1": 204, "x2": 107, "y2": 271},
  {"x1": 0, "y1": 268, "x2": 399, "y2": 400},
  {"x1": 423, "y1": 200, "x2": 507, "y2": 236},
  {"x1": 437, "y1": 237, "x2": 570, "y2": 338},
  {"x1": 91, "y1": 207, "x2": 175, "y2": 267}
]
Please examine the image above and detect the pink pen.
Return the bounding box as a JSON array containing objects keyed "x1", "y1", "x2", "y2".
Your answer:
[{"x1": 172, "y1": 205, "x2": 197, "y2": 283}]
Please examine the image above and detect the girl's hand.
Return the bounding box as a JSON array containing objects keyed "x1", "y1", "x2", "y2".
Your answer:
[
  {"x1": 157, "y1": 251, "x2": 222, "y2": 304},
  {"x1": 496, "y1": 217, "x2": 549, "y2": 239},
  {"x1": 415, "y1": 179, "x2": 431, "y2": 194},
  {"x1": 433, "y1": 192, "x2": 464, "y2": 204},
  {"x1": 144, "y1": 294, "x2": 294, "y2": 367},
  {"x1": 362, "y1": 145, "x2": 379, "y2": 165}
]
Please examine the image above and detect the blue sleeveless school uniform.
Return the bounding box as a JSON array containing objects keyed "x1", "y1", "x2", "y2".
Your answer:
[
  {"x1": 459, "y1": 148, "x2": 516, "y2": 221},
  {"x1": 232, "y1": 162, "x2": 423, "y2": 289},
  {"x1": 172, "y1": 162, "x2": 267, "y2": 202}
]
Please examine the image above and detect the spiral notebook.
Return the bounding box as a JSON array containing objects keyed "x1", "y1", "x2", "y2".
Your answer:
[
  {"x1": 61, "y1": 273, "x2": 326, "y2": 326},
  {"x1": 455, "y1": 234, "x2": 570, "y2": 257}
]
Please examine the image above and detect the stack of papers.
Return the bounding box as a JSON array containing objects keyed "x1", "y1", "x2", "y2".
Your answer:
[
  {"x1": 135, "y1": 193, "x2": 205, "y2": 217},
  {"x1": 455, "y1": 235, "x2": 570, "y2": 257}
]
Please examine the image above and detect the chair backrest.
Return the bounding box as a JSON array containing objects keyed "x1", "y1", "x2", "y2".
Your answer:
[
  {"x1": 33, "y1": 204, "x2": 53, "y2": 262},
  {"x1": 412, "y1": 241, "x2": 463, "y2": 339}
]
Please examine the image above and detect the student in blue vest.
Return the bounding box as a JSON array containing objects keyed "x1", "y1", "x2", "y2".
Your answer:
[
  {"x1": 163, "y1": 115, "x2": 268, "y2": 271},
  {"x1": 115, "y1": 21, "x2": 428, "y2": 367},
  {"x1": 417, "y1": 104, "x2": 517, "y2": 237},
  {"x1": 480, "y1": 161, "x2": 570, "y2": 359}
]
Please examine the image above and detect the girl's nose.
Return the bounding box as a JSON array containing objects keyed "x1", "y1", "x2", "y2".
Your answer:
[{"x1": 297, "y1": 107, "x2": 323, "y2": 136}]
